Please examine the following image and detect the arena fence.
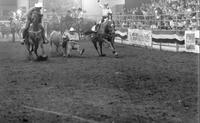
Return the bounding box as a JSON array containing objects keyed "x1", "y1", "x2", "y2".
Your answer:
[
  {"x1": 113, "y1": 11, "x2": 200, "y2": 53},
  {"x1": 115, "y1": 29, "x2": 200, "y2": 53}
]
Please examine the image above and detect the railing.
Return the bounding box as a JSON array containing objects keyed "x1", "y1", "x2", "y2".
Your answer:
[
  {"x1": 0, "y1": 16, "x2": 10, "y2": 21},
  {"x1": 113, "y1": 11, "x2": 200, "y2": 30}
]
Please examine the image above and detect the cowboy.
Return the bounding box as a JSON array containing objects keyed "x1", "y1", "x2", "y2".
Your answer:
[
  {"x1": 62, "y1": 27, "x2": 85, "y2": 57},
  {"x1": 21, "y1": 2, "x2": 46, "y2": 45},
  {"x1": 77, "y1": 8, "x2": 84, "y2": 20},
  {"x1": 97, "y1": 0, "x2": 112, "y2": 23}
]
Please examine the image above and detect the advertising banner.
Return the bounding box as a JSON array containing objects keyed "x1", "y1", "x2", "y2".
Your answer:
[
  {"x1": 185, "y1": 31, "x2": 200, "y2": 53},
  {"x1": 128, "y1": 29, "x2": 152, "y2": 47}
]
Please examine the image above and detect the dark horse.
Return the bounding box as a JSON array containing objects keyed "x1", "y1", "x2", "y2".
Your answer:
[
  {"x1": 85, "y1": 19, "x2": 127, "y2": 57},
  {"x1": 25, "y1": 11, "x2": 46, "y2": 60}
]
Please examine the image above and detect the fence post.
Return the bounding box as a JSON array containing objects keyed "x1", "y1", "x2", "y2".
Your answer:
[
  {"x1": 176, "y1": 42, "x2": 179, "y2": 52},
  {"x1": 159, "y1": 43, "x2": 162, "y2": 51},
  {"x1": 12, "y1": 32, "x2": 15, "y2": 42}
]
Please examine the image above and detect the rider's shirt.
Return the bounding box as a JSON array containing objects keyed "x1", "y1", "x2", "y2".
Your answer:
[
  {"x1": 77, "y1": 11, "x2": 84, "y2": 19},
  {"x1": 98, "y1": 2, "x2": 112, "y2": 17},
  {"x1": 65, "y1": 32, "x2": 79, "y2": 41}
]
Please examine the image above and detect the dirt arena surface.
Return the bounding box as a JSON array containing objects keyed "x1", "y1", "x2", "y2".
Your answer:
[{"x1": 0, "y1": 39, "x2": 198, "y2": 123}]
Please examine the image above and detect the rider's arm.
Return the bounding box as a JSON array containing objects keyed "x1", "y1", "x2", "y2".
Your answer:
[
  {"x1": 98, "y1": 0, "x2": 104, "y2": 9},
  {"x1": 108, "y1": 8, "x2": 112, "y2": 14}
]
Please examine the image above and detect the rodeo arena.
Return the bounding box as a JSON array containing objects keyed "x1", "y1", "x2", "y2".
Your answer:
[{"x1": 0, "y1": 0, "x2": 200, "y2": 122}]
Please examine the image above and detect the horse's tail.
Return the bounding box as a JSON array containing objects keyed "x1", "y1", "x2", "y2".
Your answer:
[
  {"x1": 49, "y1": 31, "x2": 56, "y2": 47},
  {"x1": 115, "y1": 31, "x2": 128, "y2": 40}
]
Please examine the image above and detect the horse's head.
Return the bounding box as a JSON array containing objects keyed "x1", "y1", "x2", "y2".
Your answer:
[
  {"x1": 105, "y1": 20, "x2": 115, "y2": 35},
  {"x1": 31, "y1": 11, "x2": 40, "y2": 24}
]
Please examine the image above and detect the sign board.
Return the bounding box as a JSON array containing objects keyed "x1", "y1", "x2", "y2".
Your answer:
[
  {"x1": 128, "y1": 29, "x2": 152, "y2": 47},
  {"x1": 185, "y1": 30, "x2": 200, "y2": 53}
]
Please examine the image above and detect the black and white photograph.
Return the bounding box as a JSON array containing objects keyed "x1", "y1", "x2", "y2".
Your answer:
[{"x1": 0, "y1": 0, "x2": 199, "y2": 122}]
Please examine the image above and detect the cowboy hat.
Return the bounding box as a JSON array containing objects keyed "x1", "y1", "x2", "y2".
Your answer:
[
  {"x1": 69, "y1": 27, "x2": 75, "y2": 32},
  {"x1": 35, "y1": 2, "x2": 43, "y2": 8},
  {"x1": 72, "y1": 7, "x2": 76, "y2": 10},
  {"x1": 104, "y1": 2, "x2": 108, "y2": 5}
]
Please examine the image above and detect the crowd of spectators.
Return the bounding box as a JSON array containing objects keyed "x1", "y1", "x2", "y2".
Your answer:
[{"x1": 116, "y1": 0, "x2": 200, "y2": 30}]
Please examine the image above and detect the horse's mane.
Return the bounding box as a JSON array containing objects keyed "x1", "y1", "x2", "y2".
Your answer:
[
  {"x1": 105, "y1": 20, "x2": 115, "y2": 34},
  {"x1": 31, "y1": 11, "x2": 41, "y2": 24}
]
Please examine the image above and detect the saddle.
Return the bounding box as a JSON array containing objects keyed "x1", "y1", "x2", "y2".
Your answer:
[{"x1": 92, "y1": 19, "x2": 108, "y2": 33}]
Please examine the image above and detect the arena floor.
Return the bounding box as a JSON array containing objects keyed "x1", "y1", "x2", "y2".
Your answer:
[{"x1": 0, "y1": 39, "x2": 198, "y2": 123}]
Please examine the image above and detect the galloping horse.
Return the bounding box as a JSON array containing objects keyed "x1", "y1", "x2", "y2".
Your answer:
[
  {"x1": 25, "y1": 11, "x2": 46, "y2": 60},
  {"x1": 85, "y1": 18, "x2": 126, "y2": 57}
]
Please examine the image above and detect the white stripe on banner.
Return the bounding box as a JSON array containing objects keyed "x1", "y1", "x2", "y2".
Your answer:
[
  {"x1": 152, "y1": 34, "x2": 184, "y2": 41},
  {"x1": 115, "y1": 31, "x2": 128, "y2": 36}
]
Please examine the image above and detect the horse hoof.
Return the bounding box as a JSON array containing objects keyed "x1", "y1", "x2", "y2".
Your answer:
[
  {"x1": 80, "y1": 49, "x2": 85, "y2": 55},
  {"x1": 100, "y1": 54, "x2": 106, "y2": 57},
  {"x1": 115, "y1": 54, "x2": 119, "y2": 58},
  {"x1": 37, "y1": 55, "x2": 48, "y2": 61}
]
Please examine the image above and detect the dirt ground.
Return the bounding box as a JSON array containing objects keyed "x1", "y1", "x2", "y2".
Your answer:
[{"x1": 0, "y1": 39, "x2": 198, "y2": 123}]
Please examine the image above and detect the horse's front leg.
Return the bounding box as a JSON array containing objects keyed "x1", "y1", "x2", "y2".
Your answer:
[
  {"x1": 103, "y1": 39, "x2": 118, "y2": 57},
  {"x1": 34, "y1": 43, "x2": 39, "y2": 58},
  {"x1": 26, "y1": 44, "x2": 33, "y2": 60},
  {"x1": 40, "y1": 42, "x2": 46, "y2": 57}
]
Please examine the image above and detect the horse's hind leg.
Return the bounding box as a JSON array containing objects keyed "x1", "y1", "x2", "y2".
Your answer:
[
  {"x1": 67, "y1": 42, "x2": 72, "y2": 57},
  {"x1": 103, "y1": 39, "x2": 118, "y2": 57},
  {"x1": 99, "y1": 41, "x2": 106, "y2": 57},
  {"x1": 56, "y1": 46, "x2": 60, "y2": 56},
  {"x1": 50, "y1": 39, "x2": 53, "y2": 53},
  {"x1": 92, "y1": 40, "x2": 100, "y2": 56}
]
